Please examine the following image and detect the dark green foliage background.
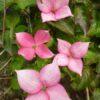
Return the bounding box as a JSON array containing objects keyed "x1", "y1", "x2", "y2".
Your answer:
[{"x1": 0, "y1": 0, "x2": 100, "y2": 100}]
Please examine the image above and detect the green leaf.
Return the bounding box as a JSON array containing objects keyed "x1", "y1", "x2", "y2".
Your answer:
[
  {"x1": 96, "y1": 59, "x2": 100, "y2": 73},
  {"x1": 0, "y1": 0, "x2": 14, "y2": 11},
  {"x1": 74, "y1": 6, "x2": 87, "y2": 35},
  {"x1": 75, "y1": 35, "x2": 90, "y2": 42},
  {"x1": 0, "y1": 0, "x2": 4, "y2": 11},
  {"x1": 92, "y1": 89, "x2": 100, "y2": 100},
  {"x1": 71, "y1": 67, "x2": 93, "y2": 90},
  {"x1": 10, "y1": 56, "x2": 24, "y2": 71},
  {"x1": 84, "y1": 51, "x2": 97, "y2": 65},
  {"x1": 15, "y1": 25, "x2": 27, "y2": 32},
  {"x1": 48, "y1": 20, "x2": 74, "y2": 35},
  {"x1": 78, "y1": 67, "x2": 92, "y2": 90},
  {"x1": 6, "y1": 13, "x2": 20, "y2": 47},
  {"x1": 34, "y1": 58, "x2": 51, "y2": 71},
  {"x1": 11, "y1": 78, "x2": 20, "y2": 90},
  {"x1": 91, "y1": 76, "x2": 100, "y2": 88},
  {"x1": 2, "y1": 30, "x2": 12, "y2": 54},
  {"x1": 88, "y1": 21, "x2": 100, "y2": 37},
  {"x1": 16, "y1": 0, "x2": 36, "y2": 9},
  {"x1": 88, "y1": 10, "x2": 100, "y2": 37},
  {"x1": 2, "y1": 14, "x2": 20, "y2": 54},
  {"x1": 6, "y1": 13, "x2": 20, "y2": 29},
  {"x1": 75, "y1": 0, "x2": 91, "y2": 5}
]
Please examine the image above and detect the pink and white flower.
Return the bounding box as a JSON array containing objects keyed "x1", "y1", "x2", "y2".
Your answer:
[
  {"x1": 37, "y1": 0, "x2": 73, "y2": 22},
  {"x1": 53, "y1": 39, "x2": 89, "y2": 76},
  {"x1": 16, "y1": 63, "x2": 71, "y2": 100},
  {"x1": 16, "y1": 30, "x2": 54, "y2": 61}
]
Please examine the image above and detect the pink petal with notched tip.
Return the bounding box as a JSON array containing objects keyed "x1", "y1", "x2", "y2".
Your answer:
[
  {"x1": 16, "y1": 70, "x2": 43, "y2": 94},
  {"x1": 55, "y1": 6, "x2": 73, "y2": 20},
  {"x1": 70, "y1": 42, "x2": 89, "y2": 59},
  {"x1": 26, "y1": 91, "x2": 49, "y2": 100},
  {"x1": 46, "y1": 84, "x2": 71, "y2": 100},
  {"x1": 18, "y1": 48, "x2": 35, "y2": 61},
  {"x1": 51, "y1": 0, "x2": 69, "y2": 10},
  {"x1": 41, "y1": 12, "x2": 56, "y2": 22},
  {"x1": 57, "y1": 39, "x2": 71, "y2": 56},
  {"x1": 34, "y1": 30, "x2": 51, "y2": 45},
  {"x1": 53, "y1": 54, "x2": 69, "y2": 66},
  {"x1": 37, "y1": 0, "x2": 52, "y2": 13},
  {"x1": 16, "y1": 32, "x2": 35, "y2": 47},
  {"x1": 40, "y1": 63, "x2": 61, "y2": 87},
  {"x1": 68, "y1": 57, "x2": 83, "y2": 76},
  {"x1": 35, "y1": 44, "x2": 54, "y2": 59}
]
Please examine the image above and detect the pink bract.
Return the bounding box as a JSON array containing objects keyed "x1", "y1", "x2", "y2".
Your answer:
[
  {"x1": 37, "y1": 0, "x2": 73, "y2": 22},
  {"x1": 16, "y1": 30, "x2": 54, "y2": 61},
  {"x1": 16, "y1": 63, "x2": 71, "y2": 100},
  {"x1": 53, "y1": 39, "x2": 89, "y2": 76}
]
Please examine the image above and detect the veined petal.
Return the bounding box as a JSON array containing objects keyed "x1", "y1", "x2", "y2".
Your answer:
[
  {"x1": 18, "y1": 48, "x2": 35, "y2": 61},
  {"x1": 26, "y1": 91, "x2": 49, "y2": 100},
  {"x1": 46, "y1": 84, "x2": 71, "y2": 100},
  {"x1": 57, "y1": 39, "x2": 71, "y2": 56},
  {"x1": 41, "y1": 12, "x2": 56, "y2": 22},
  {"x1": 68, "y1": 57, "x2": 83, "y2": 76},
  {"x1": 35, "y1": 44, "x2": 54, "y2": 59},
  {"x1": 55, "y1": 6, "x2": 73, "y2": 20},
  {"x1": 53, "y1": 54, "x2": 69, "y2": 66},
  {"x1": 37, "y1": 0, "x2": 52, "y2": 13},
  {"x1": 40, "y1": 63, "x2": 61, "y2": 87},
  {"x1": 51, "y1": 0, "x2": 69, "y2": 10},
  {"x1": 16, "y1": 70, "x2": 43, "y2": 94},
  {"x1": 34, "y1": 30, "x2": 51, "y2": 45},
  {"x1": 16, "y1": 32, "x2": 35, "y2": 47},
  {"x1": 70, "y1": 42, "x2": 89, "y2": 58}
]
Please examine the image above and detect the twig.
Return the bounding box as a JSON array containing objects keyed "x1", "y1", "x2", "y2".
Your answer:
[
  {"x1": 3, "y1": 87, "x2": 11, "y2": 95},
  {"x1": 0, "y1": 77, "x2": 11, "y2": 80},
  {"x1": 0, "y1": 58, "x2": 12, "y2": 71},
  {"x1": 0, "y1": 87, "x2": 11, "y2": 99},
  {"x1": 86, "y1": 88, "x2": 90, "y2": 100},
  {"x1": 0, "y1": 50, "x2": 5, "y2": 56}
]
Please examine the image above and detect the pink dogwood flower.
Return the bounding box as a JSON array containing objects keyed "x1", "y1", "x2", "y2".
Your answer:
[
  {"x1": 16, "y1": 30, "x2": 54, "y2": 61},
  {"x1": 37, "y1": 0, "x2": 73, "y2": 22},
  {"x1": 53, "y1": 39, "x2": 89, "y2": 76},
  {"x1": 16, "y1": 63, "x2": 71, "y2": 100}
]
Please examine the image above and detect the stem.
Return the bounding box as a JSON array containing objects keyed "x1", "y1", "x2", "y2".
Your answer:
[
  {"x1": 23, "y1": 10, "x2": 33, "y2": 33},
  {"x1": 28, "y1": 15, "x2": 33, "y2": 33},
  {"x1": 2, "y1": 0, "x2": 6, "y2": 34},
  {"x1": 86, "y1": 88, "x2": 90, "y2": 100}
]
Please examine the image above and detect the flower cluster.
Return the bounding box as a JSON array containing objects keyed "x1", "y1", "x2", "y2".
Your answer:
[
  {"x1": 16, "y1": 31, "x2": 89, "y2": 100},
  {"x1": 15, "y1": 0, "x2": 89, "y2": 100}
]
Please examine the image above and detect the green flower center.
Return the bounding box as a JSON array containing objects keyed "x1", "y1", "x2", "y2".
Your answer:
[
  {"x1": 42, "y1": 86, "x2": 46, "y2": 91},
  {"x1": 32, "y1": 45, "x2": 37, "y2": 49}
]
